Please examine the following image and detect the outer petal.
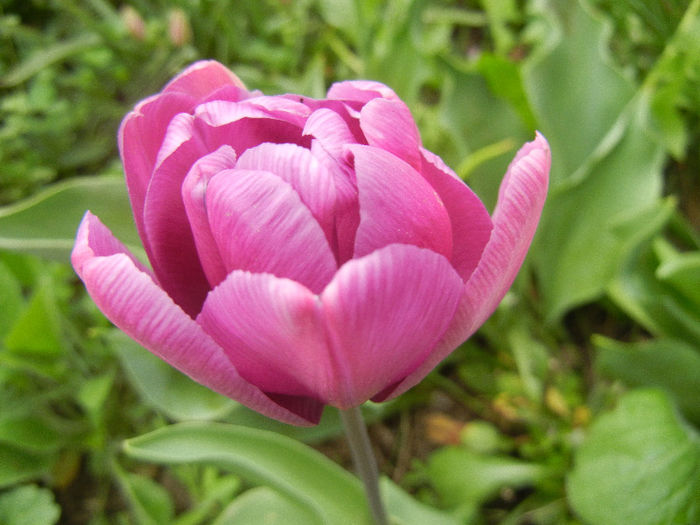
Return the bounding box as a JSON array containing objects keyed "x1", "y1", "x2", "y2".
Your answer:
[
  {"x1": 420, "y1": 148, "x2": 493, "y2": 281},
  {"x1": 198, "y1": 272, "x2": 330, "y2": 399},
  {"x1": 375, "y1": 133, "x2": 551, "y2": 401},
  {"x1": 351, "y1": 145, "x2": 453, "y2": 260},
  {"x1": 321, "y1": 244, "x2": 463, "y2": 408},
  {"x1": 163, "y1": 60, "x2": 247, "y2": 98},
  {"x1": 182, "y1": 145, "x2": 238, "y2": 287},
  {"x1": 205, "y1": 169, "x2": 337, "y2": 294},
  {"x1": 236, "y1": 143, "x2": 337, "y2": 251},
  {"x1": 143, "y1": 114, "x2": 210, "y2": 317},
  {"x1": 118, "y1": 92, "x2": 195, "y2": 241},
  {"x1": 360, "y1": 98, "x2": 421, "y2": 171},
  {"x1": 71, "y1": 212, "x2": 317, "y2": 425}
]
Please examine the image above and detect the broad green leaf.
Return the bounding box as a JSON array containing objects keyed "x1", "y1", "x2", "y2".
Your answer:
[
  {"x1": 212, "y1": 487, "x2": 319, "y2": 525},
  {"x1": 380, "y1": 477, "x2": 461, "y2": 525},
  {"x1": 594, "y1": 336, "x2": 700, "y2": 425},
  {"x1": 608, "y1": 233, "x2": 700, "y2": 343},
  {"x1": 525, "y1": 0, "x2": 636, "y2": 186},
  {"x1": 123, "y1": 422, "x2": 370, "y2": 525},
  {"x1": 524, "y1": 0, "x2": 674, "y2": 320},
  {"x1": 567, "y1": 389, "x2": 700, "y2": 525},
  {"x1": 108, "y1": 331, "x2": 235, "y2": 421},
  {"x1": 428, "y1": 447, "x2": 549, "y2": 509},
  {"x1": 531, "y1": 98, "x2": 664, "y2": 320},
  {"x1": 0, "y1": 485, "x2": 60, "y2": 525},
  {"x1": 0, "y1": 176, "x2": 139, "y2": 261}
]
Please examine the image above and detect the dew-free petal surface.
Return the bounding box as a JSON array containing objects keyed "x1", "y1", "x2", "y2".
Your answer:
[
  {"x1": 236, "y1": 143, "x2": 337, "y2": 248},
  {"x1": 320, "y1": 244, "x2": 463, "y2": 407},
  {"x1": 206, "y1": 169, "x2": 337, "y2": 294},
  {"x1": 143, "y1": 119, "x2": 210, "y2": 316},
  {"x1": 420, "y1": 148, "x2": 493, "y2": 281},
  {"x1": 71, "y1": 212, "x2": 315, "y2": 425},
  {"x1": 360, "y1": 98, "x2": 421, "y2": 170},
  {"x1": 181, "y1": 145, "x2": 238, "y2": 287},
  {"x1": 376, "y1": 133, "x2": 550, "y2": 401},
  {"x1": 119, "y1": 92, "x2": 195, "y2": 241},
  {"x1": 352, "y1": 145, "x2": 453, "y2": 260},
  {"x1": 327, "y1": 80, "x2": 399, "y2": 104},
  {"x1": 163, "y1": 60, "x2": 247, "y2": 98},
  {"x1": 198, "y1": 271, "x2": 330, "y2": 399}
]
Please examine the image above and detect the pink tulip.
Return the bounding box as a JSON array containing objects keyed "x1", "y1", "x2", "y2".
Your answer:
[{"x1": 72, "y1": 61, "x2": 550, "y2": 425}]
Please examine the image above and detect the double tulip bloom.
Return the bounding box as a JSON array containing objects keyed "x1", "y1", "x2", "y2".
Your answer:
[{"x1": 72, "y1": 61, "x2": 549, "y2": 425}]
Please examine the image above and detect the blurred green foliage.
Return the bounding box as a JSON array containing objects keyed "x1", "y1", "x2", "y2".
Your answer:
[{"x1": 1, "y1": 0, "x2": 699, "y2": 524}]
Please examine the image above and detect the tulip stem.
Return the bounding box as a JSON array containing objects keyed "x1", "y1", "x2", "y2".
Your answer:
[{"x1": 340, "y1": 406, "x2": 389, "y2": 525}]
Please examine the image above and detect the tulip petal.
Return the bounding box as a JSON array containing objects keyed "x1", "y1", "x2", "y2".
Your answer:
[
  {"x1": 360, "y1": 98, "x2": 421, "y2": 171},
  {"x1": 351, "y1": 145, "x2": 453, "y2": 260},
  {"x1": 375, "y1": 133, "x2": 551, "y2": 401},
  {"x1": 142, "y1": 115, "x2": 211, "y2": 317},
  {"x1": 163, "y1": 60, "x2": 247, "y2": 98},
  {"x1": 118, "y1": 92, "x2": 195, "y2": 242},
  {"x1": 420, "y1": 148, "x2": 493, "y2": 281},
  {"x1": 72, "y1": 212, "x2": 317, "y2": 425},
  {"x1": 206, "y1": 169, "x2": 337, "y2": 293},
  {"x1": 304, "y1": 108, "x2": 359, "y2": 159},
  {"x1": 182, "y1": 145, "x2": 238, "y2": 287},
  {"x1": 236, "y1": 143, "x2": 337, "y2": 251},
  {"x1": 321, "y1": 244, "x2": 463, "y2": 407},
  {"x1": 198, "y1": 271, "x2": 330, "y2": 399},
  {"x1": 327, "y1": 80, "x2": 400, "y2": 104},
  {"x1": 193, "y1": 102, "x2": 309, "y2": 155}
]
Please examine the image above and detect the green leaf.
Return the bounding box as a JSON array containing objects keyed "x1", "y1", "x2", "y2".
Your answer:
[
  {"x1": 114, "y1": 468, "x2": 175, "y2": 525},
  {"x1": 123, "y1": 422, "x2": 370, "y2": 525},
  {"x1": 0, "y1": 485, "x2": 60, "y2": 525},
  {"x1": 108, "y1": 330, "x2": 236, "y2": 421},
  {"x1": 4, "y1": 281, "x2": 64, "y2": 358},
  {"x1": 656, "y1": 251, "x2": 700, "y2": 305},
  {"x1": 380, "y1": 478, "x2": 461, "y2": 525},
  {"x1": 567, "y1": 389, "x2": 700, "y2": 525},
  {"x1": 212, "y1": 487, "x2": 319, "y2": 525},
  {"x1": 524, "y1": 0, "x2": 674, "y2": 320},
  {"x1": 428, "y1": 447, "x2": 549, "y2": 510},
  {"x1": 525, "y1": 0, "x2": 636, "y2": 186},
  {"x1": 531, "y1": 99, "x2": 665, "y2": 320},
  {"x1": 0, "y1": 260, "x2": 23, "y2": 339},
  {"x1": 438, "y1": 64, "x2": 530, "y2": 211},
  {"x1": 594, "y1": 336, "x2": 700, "y2": 425},
  {"x1": 0, "y1": 176, "x2": 139, "y2": 261},
  {"x1": 608, "y1": 234, "x2": 700, "y2": 343},
  {"x1": 0, "y1": 415, "x2": 64, "y2": 453},
  {"x1": 0, "y1": 443, "x2": 54, "y2": 488}
]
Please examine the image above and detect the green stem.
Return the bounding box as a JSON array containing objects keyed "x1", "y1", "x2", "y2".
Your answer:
[{"x1": 340, "y1": 406, "x2": 389, "y2": 525}]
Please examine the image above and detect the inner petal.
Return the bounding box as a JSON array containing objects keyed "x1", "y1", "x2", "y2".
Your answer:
[
  {"x1": 205, "y1": 168, "x2": 337, "y2": 294},
  {"x1": 351, "y1": 145, "x2": 453, "y2": 261}
]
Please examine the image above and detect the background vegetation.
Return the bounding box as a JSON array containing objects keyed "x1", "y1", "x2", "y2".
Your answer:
[{"x1": 0, "y1": 0, "x2": 698, "y2": 524}]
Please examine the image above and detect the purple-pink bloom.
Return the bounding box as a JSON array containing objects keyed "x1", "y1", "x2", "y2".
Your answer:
[{"x1": 72, "y1": 61, "x2": 550, "y2": 426}]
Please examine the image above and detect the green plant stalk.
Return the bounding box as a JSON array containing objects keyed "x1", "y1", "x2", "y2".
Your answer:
[{"x1": 340, "y1": 406, "x2": 388, "y2": 525}]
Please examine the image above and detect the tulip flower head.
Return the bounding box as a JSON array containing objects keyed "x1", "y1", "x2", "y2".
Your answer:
[{"x1": 72, "y1": 61, "x2": 549, "y2": 425}]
